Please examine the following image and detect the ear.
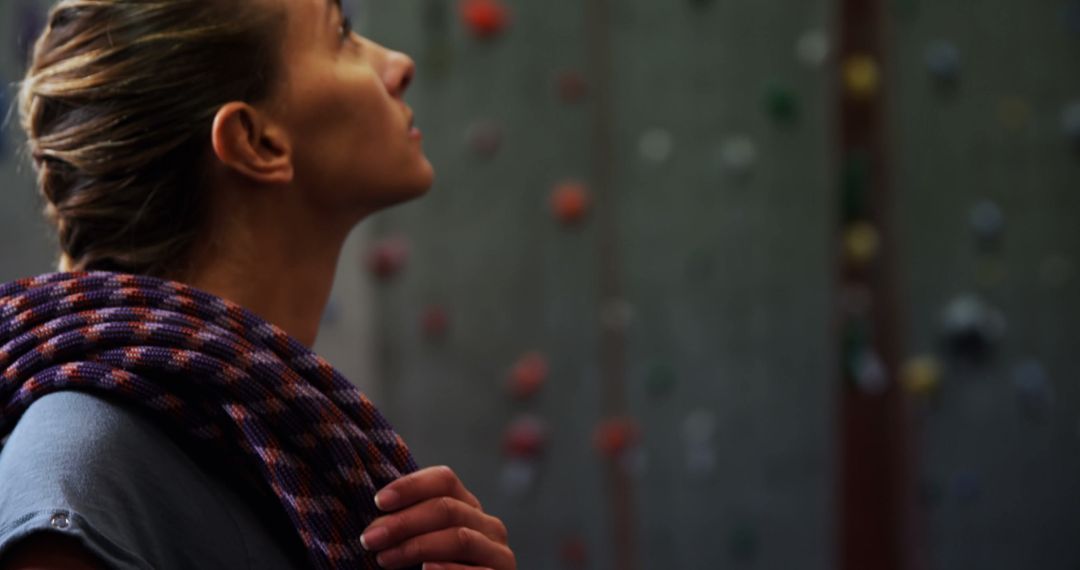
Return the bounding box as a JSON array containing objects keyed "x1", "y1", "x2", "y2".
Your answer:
[{"x1": 210, "y1": 102, "x2": 294, "y2": 185}]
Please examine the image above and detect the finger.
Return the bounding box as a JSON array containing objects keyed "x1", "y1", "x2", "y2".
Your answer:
[
  {"x1": 374, "y1": 527, "x2": 515, "y2": 570},
  {"x1": 375, "y1": 465, "x2": 482, "y2": 512},
  {"x1": 362, "y1": 496, "x2": 508, "y2": 551},
  {"x1": 420, "y1": 563, "x2": 497, "y2": 570}
]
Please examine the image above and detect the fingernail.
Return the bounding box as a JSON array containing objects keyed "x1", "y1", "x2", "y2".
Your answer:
[
  {"x1": 360, "y1": 526, "x2": 389, "y2": 551},
  {"x1": 374, "y1": 489, "x2": 400, "y2": 511}
]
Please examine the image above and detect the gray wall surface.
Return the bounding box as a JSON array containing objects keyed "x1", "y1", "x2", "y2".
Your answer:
[
  {"x1": 892, "y1": 0, "x2": 1080, "y2": 568},
  {"x1": 360, "y1": 0, "x2": 834, "y2": 568}
]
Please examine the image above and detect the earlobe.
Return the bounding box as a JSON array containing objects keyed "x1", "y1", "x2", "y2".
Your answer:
[{"x1": 210, "y1": 102, "x2": 294, "y2": 185}]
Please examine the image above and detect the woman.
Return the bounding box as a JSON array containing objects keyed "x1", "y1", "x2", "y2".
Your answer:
[{"x1": 0, "y1": 0, "x2": 516, "y2": 569}]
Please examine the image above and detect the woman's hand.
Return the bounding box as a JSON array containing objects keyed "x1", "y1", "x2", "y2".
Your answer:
[{"x1": 360, "y1": 465, "x2": 517, "y2": 570}]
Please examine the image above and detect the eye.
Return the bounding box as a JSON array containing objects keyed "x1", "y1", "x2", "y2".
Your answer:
[{"x1": 340, "y1": 15, "x2": 354, "y2": 42}]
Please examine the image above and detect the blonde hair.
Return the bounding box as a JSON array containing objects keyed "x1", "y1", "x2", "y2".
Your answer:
[{"x1": 18, "y1": 0, "x2": 286, "y2": 278}]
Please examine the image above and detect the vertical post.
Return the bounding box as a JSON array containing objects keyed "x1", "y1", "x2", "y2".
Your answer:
[
  {"x1": 834, "y1": 1, "x2": 921, "y2": 569},
  {"x1": 584, "y1": 0, "x2": 639, "y2": 567}
]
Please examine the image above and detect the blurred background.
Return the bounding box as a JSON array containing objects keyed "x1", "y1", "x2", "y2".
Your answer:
[{"x1": 1, "y1": 0, "x2": 1078, "y2": 568}]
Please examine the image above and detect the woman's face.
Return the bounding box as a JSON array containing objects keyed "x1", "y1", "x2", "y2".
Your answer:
[{"x1": 268, "y1": 0, "x2": 434, "y2": 216}]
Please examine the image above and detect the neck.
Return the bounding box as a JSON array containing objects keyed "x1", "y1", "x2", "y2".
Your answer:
[{"x1": 183, "y1": 192, "x2": 357, "y2": 348}]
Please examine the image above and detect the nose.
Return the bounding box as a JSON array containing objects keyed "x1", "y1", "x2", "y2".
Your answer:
[{"x1": 382, "y1": 49, "x2": 416, "y2": 99}]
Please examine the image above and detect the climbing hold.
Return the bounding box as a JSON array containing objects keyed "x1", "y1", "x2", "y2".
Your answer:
[
  {"x1": 795, "y1": 30, "x2": 830, "y2": 67},
  {"x1": 502, "y1": 414, "x2": 548, "y2": 459},
  {"x1": 940, "y1": 294, "x2": 1006, "y2": 364},
  {"x1": 718, "y1": 135, "x2": 758, "y2": 177},
  {"x1": 764, "y1": 83, "x2": 799, "y2": 124},
  {"x1": 422, "y1": 305, "x2": 450, "y2": 340},
  {"x1": 550, "y1": 180, "x2": 591, "y2": 226},
  {"x1": 507, "y1": 351, "x2": 548, "y2": 400},
  {"x1": 852, "y1": 349, "x2": 889, "y2": 395},
  {"x1": 843, "y1": 221, "x2": 880, "y2": 265},
  {"x1": 843, "y1": 55, "x2": 880, "y2": 100},
  {"x1": 466, "y1": 119, "x2": 504, "y2": 158},
  {"x1": 969, "y1": 200, "x2": 1004, "y2": 250},
  {"x1": 924, "y1": 40, "x2": 961, "y2": 88},
  {"x1": 367, "y1": 237, "x2": 410, "y2": 280},
  {"x1": 902, "y1": 355, "x2": 942, "y2": 396},
  {"x1": 499, "y1": 459, "x2": 536, "y2": 497},
  {"x1": 593, "y1": 417, "x2": 640, "y2": 458},
  {"x1": 461, "y1": 0, "x2": 511, "y2": 39},
  {"x1": 639, "y1": 128, "x2": 674, "y2": 163}
]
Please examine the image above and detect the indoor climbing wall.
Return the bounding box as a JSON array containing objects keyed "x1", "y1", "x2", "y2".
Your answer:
[
  {"x1": 1, "y1": 0, "x2": 1077, "y2": 569},
  {"x1": 890, "y1": 0, "x2": 1080, "y2": 568},
  {"x1": 354, "y1": 0, "x2": 835, "y2": 569}
]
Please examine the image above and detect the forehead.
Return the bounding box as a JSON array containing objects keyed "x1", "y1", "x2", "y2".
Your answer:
[
  {"x1": 278, "y1": 0, "x2": 335, "y2": 28},
  {"x1": 276, "y1": 0, "x2": 336, "y2": 42}
]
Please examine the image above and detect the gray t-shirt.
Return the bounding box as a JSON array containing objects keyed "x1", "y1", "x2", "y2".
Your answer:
[{"x1": 0, "y1": 391, "x2": 310, "y2": 569}]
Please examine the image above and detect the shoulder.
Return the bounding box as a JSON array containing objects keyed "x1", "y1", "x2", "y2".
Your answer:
[
  {"x1": 0, "y1": 390, "x2": 200, "y2": 512},
  {"x1": 0, "y1": 391, "x2": 249, "y2": 570},
  {"x1": 2, "y1": 390, "x2": 164, "y2": 476}
]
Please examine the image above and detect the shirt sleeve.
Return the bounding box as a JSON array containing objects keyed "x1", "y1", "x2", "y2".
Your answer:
[
  {"x1": 0, "y1": 391, "x2": 252, "y2": 570},
  {"x1": 0, "y1": 508, "x2": 151, "y2": 569}
]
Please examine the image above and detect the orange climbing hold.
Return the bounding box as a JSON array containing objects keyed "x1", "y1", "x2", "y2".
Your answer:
[
  {"x1": 592, "y1": 417, "x2": 640, "y2": 458},
  {"x1": 508, "y1": 351, "x2": 548, "y2": 400},
  {"x1": 461, "y1": 0, "x2": 510, "y2": 39},
  {"x1": 551, "y1": 180, "x2": 591, "y2": 226}
]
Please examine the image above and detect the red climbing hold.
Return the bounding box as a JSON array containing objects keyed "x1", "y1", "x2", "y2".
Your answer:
[
  {"x1": 502, "y1": 415, "x2": 548, "y2": 458},
  {"x1": 367, "y1": 237, "x2": 410, "y2": 280},
  {"x1": 551, "y1": 180, "x2": 591, "y2": 226},
  {"x1": 461, "y1": 0, "x2": 510, "y2": 39},
  {"x1": 592, "y1": 417, "x2": 640, "y2": 458},
  {"x1": 508, "y1": 351, "x2": 548, "y2": 400},
  {"x1": 422, "y1": 305, "x2": 450, "y2": 339}
]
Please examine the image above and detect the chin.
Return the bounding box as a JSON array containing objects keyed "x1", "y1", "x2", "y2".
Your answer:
[
  {"x1": 408, "y1": 170, "x2": 436, "y2": 199},
  {"x1": 416, "y1": 159, "x2": 436, "y2": 189},
  {"x1": 365, "y1": 179, "x2": 434, "y2": 211}
]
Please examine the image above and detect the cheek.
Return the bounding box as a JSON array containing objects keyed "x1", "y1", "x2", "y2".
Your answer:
[
  {"x1": 288, "y1": 64, "x2": 385, "y2": 137},
  {"x1": 290, "y1": 78, "x2": 392, "y2": 171}
]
